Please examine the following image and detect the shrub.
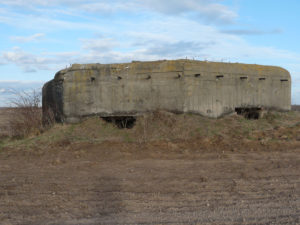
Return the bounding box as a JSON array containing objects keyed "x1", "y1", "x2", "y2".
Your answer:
[{"x1": 8, "y1": 90, "x2": 53, "y2": 138}]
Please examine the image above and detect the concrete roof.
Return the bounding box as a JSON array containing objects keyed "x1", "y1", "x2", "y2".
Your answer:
[{"x1": 54, "y1": 59, "x2": 290, "y2": 80}]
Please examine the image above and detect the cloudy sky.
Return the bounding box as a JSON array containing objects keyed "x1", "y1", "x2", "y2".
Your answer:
[{"x1": 0, "y1": 0, "x2": 300, "y2": 105}]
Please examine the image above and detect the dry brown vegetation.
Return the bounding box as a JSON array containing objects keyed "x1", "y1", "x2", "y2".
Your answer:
[
  {"x1": 0, "y1": 110, "x2": 300, "y2": 224},
  {"x1": 0, "y1": 108, "x2": 11, "y2": 138},
  {"x1": 3, "y1": 109, "x2": 299, "y2": 149},
  {"x1": 2, "y1": 90, "x2": 54, "y2": 139},
  {"x1": 292, "y1": 104, "x2": 300, "y2": 111}
]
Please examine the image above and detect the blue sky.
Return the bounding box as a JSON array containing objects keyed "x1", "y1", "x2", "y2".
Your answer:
[{"x1": 0, "y1": 0, "x2": 300, "y2": 105}]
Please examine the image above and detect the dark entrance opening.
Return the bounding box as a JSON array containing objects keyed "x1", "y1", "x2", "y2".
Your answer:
[
  {"x1": 235, "y1": 107, "x2": 262, "y2": 120},
  {"x1": 102, "y1": 116, "x2": 136, "y2": 129}
]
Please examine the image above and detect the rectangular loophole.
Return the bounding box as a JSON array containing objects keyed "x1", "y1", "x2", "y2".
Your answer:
[
  {"x1": 259, "y1": 78, "x2": 266, "y2": 80},
  {"x1": 240, "y1": 76, "x2": 248, "y2": 80},
  {"x1": 280, "y1": 79, "x2": 288, "y2": 82},
  {"x1": 194, "y1": 74, "x2": 201, "y2": 77},
  {"x1": 216, "y1": 75, "x2": 224, "y2": 79}
]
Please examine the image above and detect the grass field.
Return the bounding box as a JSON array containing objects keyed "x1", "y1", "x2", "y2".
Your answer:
[{"x1": 0, "y1": 109, "x2": 300, "y2": 224}]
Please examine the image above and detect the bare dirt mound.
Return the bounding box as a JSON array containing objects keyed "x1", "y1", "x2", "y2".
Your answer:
[{"x1": 0, "y1": 111, "x2": 300, "y2": 224}]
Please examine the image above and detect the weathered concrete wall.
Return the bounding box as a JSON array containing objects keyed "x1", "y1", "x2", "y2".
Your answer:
[
  {"x1": 42, "y1": 60, "x2": 291, "y2": 123},
  {"x1": 42, "y1": 78, "x2": 64, "y2": 122}
]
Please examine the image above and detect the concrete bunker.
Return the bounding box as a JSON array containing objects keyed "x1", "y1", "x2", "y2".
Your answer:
[{"x1": 42, "y1": 59, "x2": 291, "y2": 123}]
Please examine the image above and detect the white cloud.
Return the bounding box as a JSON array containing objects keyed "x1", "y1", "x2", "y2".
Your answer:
[
  {"x1": 0, "y1": 7, "x2": 104, "y2": 31},
  {"x1": 0, "y1": 55, "x2": 6, "y2": 65},
  {"x1": 0, "y1": 0, "x2": 48, "y2": 6},
  {"x1": 10, "y1": 33, "x2": 45, "y2": 43},
  {"x1": 76, "y1": 0, "x2": 237, "y2": 24},
  {"x1": 79, "y1": 2, "x2": 134, "y2": 14},
  {"x1": 0, "y1": 0, "x2": 237, "y2": 24},
  {"x1": 143, "y1": 40, "x2": 213, "y2": 58},
  {"x1": 3, "y1": 47, "x2": 44, "y2": 65},
  {"x1": 221, "y1": 28, "x2": 283, "y2": 35},
  {"x1": 2, "y1": 47, "x2": 74, "y2": 72},
  {"x1": 81, "y1": 38, "x2": 118, "y2": 52},
  {"x1": 141, "y1": 0, "x2": 237, "y2": 24}
]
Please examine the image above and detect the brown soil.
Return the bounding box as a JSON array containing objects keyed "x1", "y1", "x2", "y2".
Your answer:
[{"x1": 0, "y1": 110, "x2": 300, "y2": 225}]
